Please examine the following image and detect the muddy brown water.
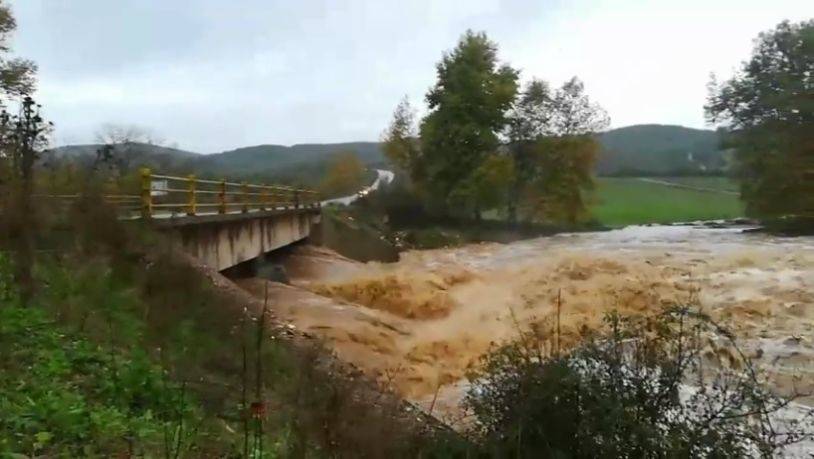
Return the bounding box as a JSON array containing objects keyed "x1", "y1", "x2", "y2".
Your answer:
[{"x1": 237, "y1": 224, "x2": 814, "y2": 429}]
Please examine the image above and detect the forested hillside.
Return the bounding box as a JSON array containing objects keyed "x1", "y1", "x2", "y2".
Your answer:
[
  {"x1": 50, "y1": 143, "x2": 200, "y2": 171},
  {"x1": 197, "y1": 142, "x2": 384, "y2": 175},
  {"x1": 50, "y1": 125, "x2": 727, "y2": 179},
  {"x1": 596, "y1": 124, "x2": 727, "y2": 175},
  {"x1": 49, "y1": 142, "x2": 384, "y2": 184}
]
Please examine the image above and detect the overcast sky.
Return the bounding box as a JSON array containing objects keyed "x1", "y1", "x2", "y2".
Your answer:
[{"x1": 8, "y1": 0, "x2": 813, "y2": 153}]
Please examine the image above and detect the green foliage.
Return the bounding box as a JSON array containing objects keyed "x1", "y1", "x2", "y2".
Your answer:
[
  {"x1": 465, "y1": 308, "x2": 813, "y2": 458},
  {"x1": 448, "y1": 153, "x2": 514, "y2": 219},
  {"x1": 0, "y1": 305, "x2": 199, "y2": 457},
  {"x1": 400, "y1": 226, "x2": 467, "y2": 250},
  {"x1": 0, "y1": 95, "x2": 53, "y2": 306},
  {"x1": 0, "y1": 251, "x2": 215, "y2": 457},
  {"x1": 319, "y1": 150, "x2": 368, "y2": 198},
  {"x1": 706, "y1": 19, "x2": 814, "y2": 220},
  {"x1": 0, "y1": 196, "x2": 449, "y2": 456},
  {"x1": 506, "y1": 78, "x2": 607, "y2": 224},
  {"x1": 0, "y1": 252, "x2": 18, "y2": 304},
  {"x1": 381, "y1": 96, "x2": 423, "y2": 185},
  {"x1": 520, "y1": 136, "x2": 599, "y2": 224},
  {"x1": 548, "y1": 77, "x2": 610, "y2": 136},
  {"x1": 507, "y1": 79, "x2": 554, "y2": 143},
  {"x1": 0, "y1": 0, "x2": 36, "y2": 96},
  {"x1": 420, "y1": 30, "x2": 519, "y2": 210}
]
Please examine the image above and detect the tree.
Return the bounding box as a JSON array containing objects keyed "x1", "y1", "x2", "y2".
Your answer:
[
  {"x1": 506, "y1": 79, "x2": 554, "y2": 222},
  {"x1": 420, "y1": 30, "x2": 518, "y2": 214},
  {"x1": 94, "y1": 123, "x2": 165, "y2": 172},
  {"x1": 507, "y1": 79, "x2": 555, "y2": 142},
  {"x1": 319, "y1": 151, "x2": 366, "y2": 198},
  {"x1": 0, "y1": 1, "x2": 36, "y2": 176},
  {"x1": 381, "y1": 97, "x2": 423, "y2": 184},
  {"x1": 0, "y1": 1, "x2": 36, "y2": 97},
  {"x1": 0, "y1": 3, "x2": 41, "y2": 306},
  {"x1": 522, "y1": 136, "x2": 599, "y2": 224},
  {"x1": 0, "y1": 97, "x2": 51, "y2": 305},
  {"x1": 705, "y1": 20, "x2": 814, "y2": 221},
  {"x1": 448, "y1": 153, "x2": 515, "y2": 220},
  {"x1": 549, "y1": 77, "x2": 610, "y2": 136},
  {"x1": 506, "y1": 77, "x2": 608, "y2": 224}
]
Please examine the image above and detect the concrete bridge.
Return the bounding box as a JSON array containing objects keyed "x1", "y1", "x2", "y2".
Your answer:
[
  {"x1": 153, "y1": 208, "x2": 320, "y2": 271},
  {"x1": 131, "y1": 170, "x2": 321, "y2": 271}
]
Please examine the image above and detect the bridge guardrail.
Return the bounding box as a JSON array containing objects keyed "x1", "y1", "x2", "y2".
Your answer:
[
  {"x1": 138, "y1": 168, "x2": 320, "y2": 218},
  {"x1": 31, "y1": 170, "x2": 321, "y2": 219}
]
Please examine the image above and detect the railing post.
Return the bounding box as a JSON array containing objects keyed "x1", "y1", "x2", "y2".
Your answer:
[
  {"x1": 241, "y1": 181, "x2": 248, "y2": 213},
  {"x1": 262, "y1": 186, "x2": 269, "y2": 211},
  {"x1": 187, "y1": 174, "x2": 196, "y2": 216},
  {"x1": 294, "y1": 190, "x2": 300, "y2": 209},
  {"x1": 140, "y1": 167, "x2": 152, "y2": 219},
  {"x1": 218, "y1": 179, "x2": 226, "y2": 214}
]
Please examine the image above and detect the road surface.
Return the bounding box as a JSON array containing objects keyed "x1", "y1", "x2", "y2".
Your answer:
[{"x1": 321, "y1": 169, "x2": 395, "y2": 206}]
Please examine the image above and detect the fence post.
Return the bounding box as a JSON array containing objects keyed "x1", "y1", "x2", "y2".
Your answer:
[
  {"x1": 140, "y1": 167, "x2": 152, "y2": 219},
  {"x1": 187, "y1": 174, "x2": 196, "y2": 216},
  {"x1": 241, "y1": 181, "x2": 249, "y2": 213},
  {"x1": 218, "y1": 179, "x2": 226, "y2": 214}
]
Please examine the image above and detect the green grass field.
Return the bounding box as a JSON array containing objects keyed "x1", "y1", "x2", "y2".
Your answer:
[
  {"x1": 653, "y1": 176, "x2": 740, "y2": 193},
  {"x1": 590, "y1": 177, "x2": 745, "y2": 227}
]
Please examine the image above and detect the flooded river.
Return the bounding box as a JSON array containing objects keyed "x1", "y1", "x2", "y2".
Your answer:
[{"x1": 237, "y1": 224, "x2": 814, "y2": 425}]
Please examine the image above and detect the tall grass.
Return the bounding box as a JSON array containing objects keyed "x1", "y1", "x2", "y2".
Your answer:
[{"x1": 0, "y1": 174, "x2": 461, "y2": 456}]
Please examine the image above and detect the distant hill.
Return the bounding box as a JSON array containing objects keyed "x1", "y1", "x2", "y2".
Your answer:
[
  {"x1": 48, "y1": 125, "x2": 728, "y2": 180},
  {"x1": 49, "y1": 143, "x2": 200, "y2": 172},
  {"x1": 194, "y1": 142, "x2": 385, "y2": 178},
  {"x1": 47, "y1": 141, "x2": 386, "y2": 188},
  {"x1": 596, "y1": 125, "x2": 727, "y2": 175}
]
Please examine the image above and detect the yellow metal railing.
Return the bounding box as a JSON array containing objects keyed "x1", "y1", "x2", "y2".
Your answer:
[
  {"x1": 138, "y1": 168, "x2": 320, "y2": 219},
  {"x1": 31, "y1": 170, "x2": 320, "y2": 219}
]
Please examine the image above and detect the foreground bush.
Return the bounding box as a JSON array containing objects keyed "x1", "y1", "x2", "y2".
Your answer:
[
  {"x1": 0, "y1": 305, "x2": 202, "y2": 456},
  {"x1": 0, "y1": 252, "x2": 205, "y2": 456},
  {"x1": 465, "y1": 307, "x2": 813, "y2": 458}
]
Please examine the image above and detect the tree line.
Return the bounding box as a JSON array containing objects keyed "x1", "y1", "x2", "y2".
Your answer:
[
  {"x1": 383, "y1": 30, "x2": 609, "y2": 225},
  {"x1": 384, "y1": 22, "x2": 813, "y2": 228},
  {"x1": 705, "y1": 19, "x2": 813, "y2": 225}
]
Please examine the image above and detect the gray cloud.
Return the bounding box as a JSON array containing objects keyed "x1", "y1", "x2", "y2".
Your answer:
[{"x1": 8, "y1": 0, "x2": 813, "y2": 152}]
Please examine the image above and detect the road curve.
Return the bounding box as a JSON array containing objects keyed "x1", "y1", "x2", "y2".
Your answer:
[{"x1": 321, "y1": 169, "x2": 395, "y2": 206}]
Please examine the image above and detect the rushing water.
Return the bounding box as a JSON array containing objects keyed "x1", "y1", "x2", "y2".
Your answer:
[{"x1": 238, "y1": 223, "x2": 814, "y2": 448}]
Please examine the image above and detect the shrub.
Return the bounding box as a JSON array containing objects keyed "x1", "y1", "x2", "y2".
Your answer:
[
  {"x1": 465, "y1": 307, "x2": 813, "y2": 458},
  {"x1": 0, "y1": 305, "x2": 200, "y2": 457}
]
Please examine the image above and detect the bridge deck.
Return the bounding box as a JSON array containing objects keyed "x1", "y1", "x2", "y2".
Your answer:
[{"x1": 143, "y1": 205, "x2": 320, "y2": 227}]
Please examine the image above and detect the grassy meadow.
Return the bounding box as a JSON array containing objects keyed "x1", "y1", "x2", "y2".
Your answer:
[
  {"x1": 590, "y1": 177, "x2": 745, "y2": 227},
  {"x1": 652, "y1": 176, "x2": 740, "y2": 193}
]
